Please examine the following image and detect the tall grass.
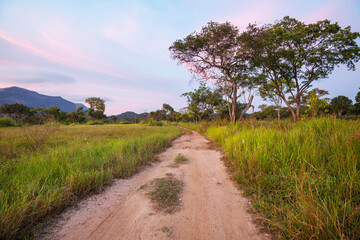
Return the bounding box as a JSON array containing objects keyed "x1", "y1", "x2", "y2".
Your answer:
[
  {"x1": 0, "y1": 124, "x2": 181, "y2": 239},
  {"x1": 206, "y1": 118, "x2": 359, "y2": 239}
]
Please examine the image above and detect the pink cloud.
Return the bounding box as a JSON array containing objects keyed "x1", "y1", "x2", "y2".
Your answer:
[
  {"x1": 0, "y1": 59, "x2": 22, "y2": 67},
  {"x1": 0, "y1": 30, "x2": 138, "y2": 82}
]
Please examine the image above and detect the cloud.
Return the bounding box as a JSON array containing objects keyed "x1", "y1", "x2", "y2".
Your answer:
[
  {"x1": 0, "y1": 67, "x2": 76, "y2": 85},
  {"x1": 103, "y1": 7, "x2": 139, "y2": 50},
  {"x1": 0, "y1": 29, "x2": 136, "y2": 82}
]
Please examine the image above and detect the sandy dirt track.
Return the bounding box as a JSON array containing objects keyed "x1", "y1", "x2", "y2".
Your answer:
[{"x1": 43, "y1": 131, "x2": 266, "y2": 240}]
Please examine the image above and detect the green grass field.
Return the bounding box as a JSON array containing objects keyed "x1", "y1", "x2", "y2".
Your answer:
[
  {"x1": 204, "y1": 118, "x2": 359, "y2": 239},
  {"x1": 0, "y1": 124, "x2": 181, "y2": 239}
]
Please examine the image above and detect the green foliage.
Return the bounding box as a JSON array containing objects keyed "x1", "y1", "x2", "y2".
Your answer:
[
  {"x1": 68, "y1": 106, "x2": 86, "y2": 123},
  {"x1": 145, "y1": 118, "x2": 163, "y2": 126},
  {"x1": 352, "y1": 88, "x2": 360, "y2": 115},
  {"x1": 148, "y1": 103, "x2": 179, "y2": 122},
  {"x1": 86, "y1": 120, "x2": 104, "y2": 125},
  {"x1": 303, "y1": 88, "x2": 330, "y2": 117},
  {"x1": 85, "y1": 97, "x2": 105, "y2": 120},
  {"x1": 181, "y1": 83, "x2": 224, "y2": 121},
  {"x1": 0, "y1": 103, "x2": 88, "y2": 125},
  {"x1": 0, "y1": 125, "x2": 181, "y2": 239},
  {"x1": 0, "y1": 103, "x2": 31, "y2": 123},
  {"x1": 162, "y1": 103, "x2": 179, "y2": 122},
  {"x1": 330, "y1": 95, "x2": 353, "y2": 117},
  {"x1": 170, "y1": 21, "x2": 258, "y2": 122},
  {"x1": 243, "y1": 16, "x2": 360, "y2": 121},
  {"x1": 0, "y1": 118, "x2": 17, "y2": 127},
  {"x1": 206, "y1": 118, "x2": 360, "y2": 239}
]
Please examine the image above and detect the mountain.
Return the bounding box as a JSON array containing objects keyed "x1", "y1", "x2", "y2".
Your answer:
[
  {"x1": 0, "y1": 86, "x2": 85, "y2": 112},
  {"x1": 115, "y1": 111, "x2": 148, "y2": 120}
]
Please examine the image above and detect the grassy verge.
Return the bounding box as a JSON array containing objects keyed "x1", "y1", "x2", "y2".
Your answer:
[
  {"x1": 205, "y1": 118, "x2": 360, "y2": 239},
  {"x1": 0, "y1": 125, "x2": 181, "y2": 239}
]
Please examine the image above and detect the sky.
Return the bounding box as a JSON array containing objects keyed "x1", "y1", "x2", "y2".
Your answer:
[{"x1": 0, "y1": 0, "x2": 359, "y2": 115}]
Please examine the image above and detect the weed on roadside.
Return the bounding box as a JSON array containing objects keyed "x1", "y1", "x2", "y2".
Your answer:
[
  {"x1": 168, "y1": 154, "x2": 188, "y2": 168},
  {"x1": 145, "y1": 176, "x2": 183, "y2": 213},
  {"x1": 159, "y1": 225, "x2": 174, "y2": 237}
]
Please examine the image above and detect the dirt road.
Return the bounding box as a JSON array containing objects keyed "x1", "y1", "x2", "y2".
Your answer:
[{"x1": 44, "y1": 131, "x2": 265, "y2": 240}]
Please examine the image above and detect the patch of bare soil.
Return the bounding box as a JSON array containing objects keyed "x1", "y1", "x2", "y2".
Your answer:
[{"x1": 42, "y1": 131, "x2": 267, "y2": 240}]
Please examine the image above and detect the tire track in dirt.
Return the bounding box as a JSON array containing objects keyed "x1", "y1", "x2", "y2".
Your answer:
[{"x1": 43, "y1": 131, "x2": 266, "y2": 240}]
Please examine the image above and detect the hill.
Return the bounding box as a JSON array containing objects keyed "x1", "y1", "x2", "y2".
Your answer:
[
  {"x1": 0, "y1": 86, "x2": 87, "y2": 112},
  {"x1": 115, "y1": 111, "x2": 148, "y2": 120}
]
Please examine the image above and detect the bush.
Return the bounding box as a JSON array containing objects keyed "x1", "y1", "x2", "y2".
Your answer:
[
  {"x1": 339, "y1": 115, "x2": 360, "y2": 120},
  {"x1": 87, "y1": 120, "x2": 104, "y2": 125},
  {"x1": 146, "y1": 118, "x2": 163, "y2": 126},
  {"x1": 0, "y1": 118, "x2": 17, "y2": 127}
]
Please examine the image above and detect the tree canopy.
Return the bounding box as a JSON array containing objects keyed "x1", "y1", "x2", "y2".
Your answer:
[
  {"x1": 181, "y1": 83, "x2": 223, "y2": 121},
  {"x1": 242, "y1": 16, "x2": 360, "y2": 121},
  {"x1": 169, "y1": 21, "x2": 257, "y2": 122},
  {"x1": 85, "y1": 97, "x2": 105, "y2": 120},
  {"x1": 331, "y1": 95, "x2": 353, "y2": 117}
]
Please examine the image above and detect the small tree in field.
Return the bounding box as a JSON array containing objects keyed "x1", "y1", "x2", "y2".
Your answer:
[
  {"x1": 330, "y1": 96, "x2": 353, "y2": 117},
  {"x1": 181, "y1": 83, "x2": 223, "y2": 121},
  {"x1": 303, "y1": 88, "x2": 330, "y2": 118},
  {"x1": 85, "y1": 97, "x2": 105, "y2": 120}
]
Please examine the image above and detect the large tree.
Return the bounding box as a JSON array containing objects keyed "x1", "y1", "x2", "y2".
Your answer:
[
  {"x1": 242, "y1": 16, "x2": 360, "y2": 121},
  {"x1": 169, "y1": 21, "x2": 257, "y2": 122}
]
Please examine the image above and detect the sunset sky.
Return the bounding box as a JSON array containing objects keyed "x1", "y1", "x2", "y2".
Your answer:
[{"x1": 1, "y1": 0, "x2": 359, "y2": 115}]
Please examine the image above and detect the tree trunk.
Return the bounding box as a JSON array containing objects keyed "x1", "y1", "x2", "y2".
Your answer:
[
  {"x1": 231, "y1": 82, "x2": 237, "y2": 123},
  {"x1": 239, "y1": 95, "x2": 254, "y2": 120},
  {"x1": 277, "y1": 107, "x2": 281, "y2": 121},
  {"x1": 281, "y1": 96, "x2": 297, "y2": 122},
  {"x1": 296, "y1": 97, "x2": 301, "y2": 121},
  {"x1": 226, "y1": 98, "x2": 231, "y2": 121},
  {"x1": 338, "y1": 109, "x2": 343, "y2": 117}
]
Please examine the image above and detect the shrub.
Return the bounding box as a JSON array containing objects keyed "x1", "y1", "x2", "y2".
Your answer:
[
  {"x1": 87, "y1": 120, "x2": 104, "y2": 125},
  {"x1": 0, "y1": 118, "x2": 17, "y2": 127}
]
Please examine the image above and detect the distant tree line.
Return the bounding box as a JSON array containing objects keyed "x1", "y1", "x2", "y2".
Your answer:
[
  {"x1": 146, "y1": 87, "x2": 360, "y2": 124},
  {"x1": 0, "y1": 97, "x2": 109, "y2": 125}
]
